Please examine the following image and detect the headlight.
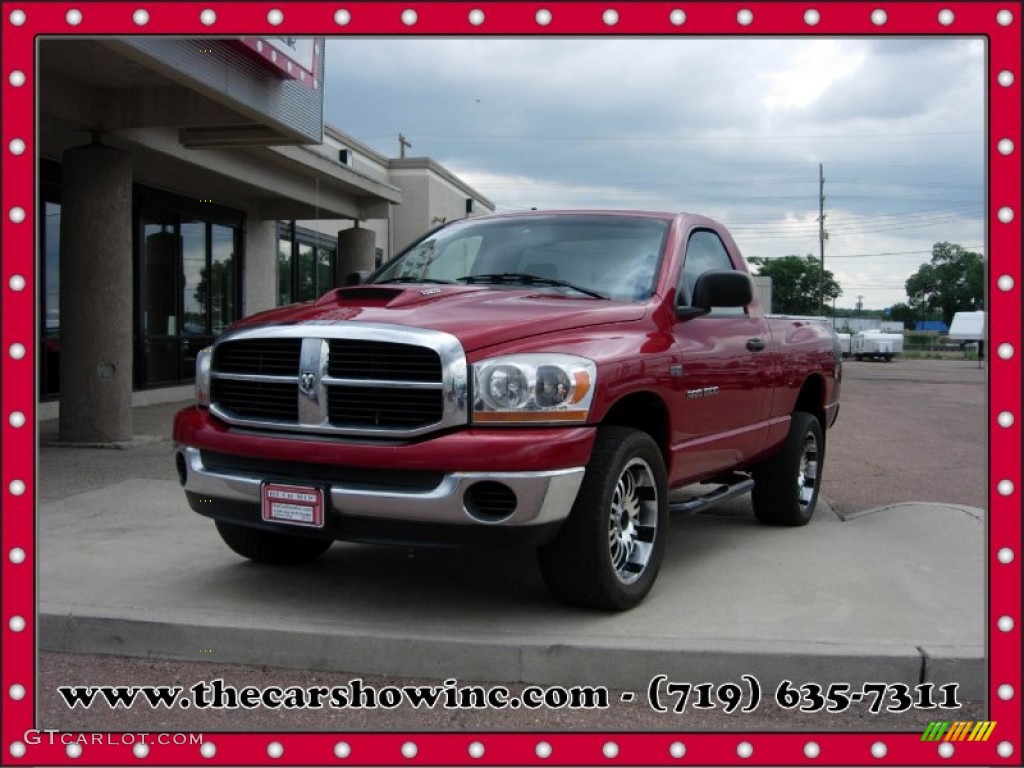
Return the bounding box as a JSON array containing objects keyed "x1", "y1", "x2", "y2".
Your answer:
[
  {"x1": 472, "y1": 354, "x2": 596, "y2": 424},
  {"x1": 195, "y1": 347, "x2": 213, "y2": 407}
]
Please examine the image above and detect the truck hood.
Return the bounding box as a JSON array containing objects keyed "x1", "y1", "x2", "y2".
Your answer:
[{"x1": 232, "y1": 285, "x2": 647, "y2": 353}]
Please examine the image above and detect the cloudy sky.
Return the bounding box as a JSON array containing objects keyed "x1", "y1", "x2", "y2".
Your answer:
[{"x1": 323, "y1": 37, "x2": 986, "y2": 310}]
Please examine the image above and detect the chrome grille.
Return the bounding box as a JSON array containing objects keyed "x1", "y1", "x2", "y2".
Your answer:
[{"x1": 207, "y1": 324, "x2": 467, "y2": 438}]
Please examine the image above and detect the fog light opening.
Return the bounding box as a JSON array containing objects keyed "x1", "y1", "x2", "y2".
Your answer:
[{"x1": 464, "y1": 481, "x2": 517, "y2": 523}]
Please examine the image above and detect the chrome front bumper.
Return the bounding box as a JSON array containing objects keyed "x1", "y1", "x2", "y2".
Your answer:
[{"x1": 176, "y1": 445, "x2": 585, "y2": 528}]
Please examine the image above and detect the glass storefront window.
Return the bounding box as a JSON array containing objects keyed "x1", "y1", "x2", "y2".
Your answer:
[
  {"x1": 211, "y1": 224, "x2": 236, "y2": 335},
  {"x1": 277, "y1": 222, "x2": 337, "y2": 305}
]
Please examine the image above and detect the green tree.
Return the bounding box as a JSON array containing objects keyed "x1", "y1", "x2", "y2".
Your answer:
[
  {"x1": 747, "y1": 254, "x2": 842, "y2": 315},
  {"x1": 887, "y1": 302, "x2": 918, "y2": 329},
  {"x1": 904, "y1": 243, "x2": 984, "y2": 327}
]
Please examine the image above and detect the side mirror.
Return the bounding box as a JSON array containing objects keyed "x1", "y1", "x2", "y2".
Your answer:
[
  {"x1": 677, "y1": 270, "x2": 753, "y2": 318},
  {"x1": 344, "y1": 270, "x2": 371, "y2": 286}
]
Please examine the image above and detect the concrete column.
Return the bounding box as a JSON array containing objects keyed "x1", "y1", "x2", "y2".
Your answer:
[
  {"x1": 335, "y1": 226, "x2": 376, "y2": 285},
  {"x1": 244, "y1": 217, "x2": 279, "y2": 315},
  {"x1": 58, "y1": 144, "x2": 134, "y2": 443}
]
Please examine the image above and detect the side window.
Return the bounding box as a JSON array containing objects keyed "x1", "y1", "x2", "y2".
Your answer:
[{"x1": 681, "y1": 230, "x2": 745, "y2": 315}]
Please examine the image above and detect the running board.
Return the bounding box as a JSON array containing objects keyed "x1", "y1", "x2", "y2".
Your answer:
[{"x1": 668, "y1": 475, "x2": 755, "y2": 516}]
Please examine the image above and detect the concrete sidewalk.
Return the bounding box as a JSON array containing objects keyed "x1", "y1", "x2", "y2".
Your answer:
[{"x1": 37, "y1": 401, "x2": 986, "y2": 698}]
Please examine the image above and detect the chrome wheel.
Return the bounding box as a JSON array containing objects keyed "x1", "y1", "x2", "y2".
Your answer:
[
  {"x1": 796, "y1": 432, "x2": 819, "y2": 513},
  {"x1": 608, "y1": 457, "x2": 659, "y2": 585}
]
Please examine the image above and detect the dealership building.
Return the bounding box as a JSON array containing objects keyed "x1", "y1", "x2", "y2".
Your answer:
[{"x1": 38, "y1": 37, "x2": 493, "y2": 441}]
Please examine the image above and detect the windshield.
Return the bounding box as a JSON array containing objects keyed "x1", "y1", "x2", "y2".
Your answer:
[{"x1": 372, "y1": 215, "x2": 670, "y2": 301}]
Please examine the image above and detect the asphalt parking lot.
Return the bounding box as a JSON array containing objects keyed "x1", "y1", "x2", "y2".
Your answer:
[{"x1": 35, "y1": 357, "x2": 988, "y2": 733}]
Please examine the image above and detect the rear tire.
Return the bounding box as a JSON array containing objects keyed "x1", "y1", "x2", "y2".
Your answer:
[
  {"x1": 751, "y1": 411, "x2": 823, "y2": 526},
  {"x1": 537, "y1": 428, "x2": 668, "y2": 611},
  {"x1": 215, "y1": 520, "x2": 332, "y2": 565}
]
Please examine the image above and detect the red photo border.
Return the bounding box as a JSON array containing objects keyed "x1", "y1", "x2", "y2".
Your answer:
[{"x1": 1, "y1": 2, "x2": 1020, "y2": 765}]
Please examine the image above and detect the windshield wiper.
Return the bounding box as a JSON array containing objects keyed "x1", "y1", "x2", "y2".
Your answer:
[
  {"x1": 456, "y1": 273, "x2": 607, "y2": 299},
  {"x1": 378, "y1": 276, "x2": 455, "y2": 285}
]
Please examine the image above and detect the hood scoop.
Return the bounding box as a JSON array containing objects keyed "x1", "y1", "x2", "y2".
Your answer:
[{"x1": 326, "y1": 286, "x2": 404, "y2": 304}]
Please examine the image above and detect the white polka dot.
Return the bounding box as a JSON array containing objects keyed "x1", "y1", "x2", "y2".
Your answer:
[
  {"x1": 9, "y1": 9, "x2": 26, "y2": 25},
  {"x1": 998, "y1": 206, "x2": 1015, "y2": 223},
  {"x1": 603, "y1": 9, "x2": 618, "y2": 26},
  {"x1": 8, "y1": 70, "x2": 26, "y2": 87},
  {"x1": 603, "y1": 742, "x2": 619, "y2": 758},
  {"x1": 401, "y1": 742, "x2": 417, "y2": 759},
  {"x1": 8, "y1": 138, "x2": 25, "y2": 155},
  {"x1": 997, "y1": 138, "x2": 1014, "y2": 155},
  {"x1": 9, "y1": 616, "x2": 26, "y2": 632},
  {"x1": 997, "y1": 741, "x2": 1014, "y2": 758},
  {"x1": 669, "y1": 9, "x2": 686, "y2": 25},
  {"x1": 997, "y1": 615, "x2": 1014, "y2": 632},
  {"x1": 871, "y1": 9, "x2": 888, "y2": 25},
  {"x1": 267, "y1": 741, "x2": 283, "y2": 758},
  {"x1": 737, "y1": 741, "x2": 753, "y2": 758},
  {"x1": 536, "y1": 741, "x2": 552, "y2": 759},
  {"x1": 997, "y1": 274, "x2": 1015, "y2": 291},
  {"x1": 133, "y1": 9, "x2": 149, "y2": 25},
  {"x1": 536, "y1": 9, "x2": 552, "y2": 26},
  {"x1": 9, "y1": 207, "x2": 25, "y2": 223},
  {"x1": 805, "y1": 742, "x2": 820, "y2": 758},
  {"x1": 9, "y1": 547, "x2": 26, "y2": 564},
  {"x1": 9, "y1": 343, "x2": 26, "y2": 360},
  {"x1": 804, "y1": 9, "x2": 820, "y2": 25},
  {"x1": 66, "y1": 743, "x2": 82, "y2": 759},
  {"x1": 998, "y1": 343, "x2": 1015, "y2": 360},
  {"x1": 66, "y1": 8, "x2": 82, "y2": 25},
  {"x1": 468, "y1": 741, "x2": 485, "y2": 759},
  {"x1": 401, "y1": 9, "x2": 417, "y2": 25},
  {"x1": 8, "y1": 684, "x2": 25, "y2": 700},
  {"x1": 871, "y1": 742, "x2": 887, "y2": 758},
  {"x1": 998, "y1": 480, "x2": 1015, "y2": 496},
  {"x1": 468, "y1": 9, "x2": 484, "y2": 25},
  {"x1": 669, "y1": 742, "x2": 686, "y2": 758},
  {"x1": 938, "y1": 742, "x2": 955, "y2": 758},
  {"x1": 996, "y1": 9, "x2": 1014, "y2": 25},
  {"x1": 9, "y1": 742, "x2": 26, "y2": 758},
  {"x1": 9, "y1": 480, "x2": 26, "y2": 496},
  {"x1": 133, "y1": 743, "x2": 149, "y2": 758},
  {"x1": 200, "y1": 742, "x2": 216, "y2": 758},
  {"x1": 334, "y1": 742, "x2": 351, "y2": 758},
  {"x1": 997, "y1": 684, "x2": 1014, "y2": 700},
  {"x1": 997, "y1": 411, "x2": 1015, "y2": 427},
  {"x1": 9, "y1": 274, "x2": 26, "y2": 291},
  {"x1": 998, "y1": 70, "x2": 1015, "y2": 87},
  {"x1": 938, "y1": 9, "x2": 954, "y2": 25},
  {"x1": 737, "y1": 9, "x2": 753, "y2": 25},
  {"x1": 334, "y1": 9, "x2": 351, "y2": 25},
  {"x1": 9, "y1": 411, "x2": 27, "y2": 428},
  {"x1": 998, "y1": 547, "x2": 1015, "y2": 564},
  {"x1": 267, "y1": 9, "x2": 283, "y2": 25},
  {"x1": 200, "y1": 8, "x2": 216, "y2": 25}
]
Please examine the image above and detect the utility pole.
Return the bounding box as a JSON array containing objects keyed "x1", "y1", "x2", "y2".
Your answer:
[
  {"x1": 398, "y1": 133, "x2": 412, "y2": 159},
  {"x1": 818, "y1": 163, "x2": 826, "y2": 316}
]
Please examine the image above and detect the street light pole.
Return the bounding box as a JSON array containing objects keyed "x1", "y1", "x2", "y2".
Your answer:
[{"x1": 818, "y1": 163, "x2": 826, "y2": 316}]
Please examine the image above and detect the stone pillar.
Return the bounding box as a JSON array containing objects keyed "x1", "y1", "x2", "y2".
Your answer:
[
  {"x1": 244, "y1": 217, "x2": 279, "y2": 315},
  {"x1": 335, "y1": 226, "x2": 376, "y2": 285},
  {"x1": 58, "y1": 144, "x2": 133, "y2": 443}
]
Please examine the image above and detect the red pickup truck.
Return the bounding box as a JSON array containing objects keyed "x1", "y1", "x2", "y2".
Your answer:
[{"x1": 173, "y1": 211, "x2": 840, "y2": 610}]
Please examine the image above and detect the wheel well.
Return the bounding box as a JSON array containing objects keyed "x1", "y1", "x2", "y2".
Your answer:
[
  {"x1": 794, "y1": 375, "x2": 827, "y2": 429},
  {"x1": 599, "y1": 392, "x2": 670, "y2": 462}
]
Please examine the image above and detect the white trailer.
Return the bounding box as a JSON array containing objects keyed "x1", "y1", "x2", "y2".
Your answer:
[
  {"x1": 852, "y1": 329, "x2": 904, "y2": 362},
  {"x1": 835, "y1": 332, "x2": 851, "y2": 358}
]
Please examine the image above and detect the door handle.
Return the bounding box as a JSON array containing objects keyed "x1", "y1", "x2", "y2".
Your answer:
[{"x1": 746, "y1": 338, "x2": 766, "y2": 352}]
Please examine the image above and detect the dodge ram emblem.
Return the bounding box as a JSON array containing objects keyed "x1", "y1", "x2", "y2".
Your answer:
[{"x1": 299, "y1": 370, "x2": 318, "y2": 394}]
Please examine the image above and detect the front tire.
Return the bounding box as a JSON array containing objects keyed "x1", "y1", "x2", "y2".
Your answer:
[
  {"x1": 215, "y1": 520, "x2": 332, "y2": 565},
  {"x1": 751, "y1": 411, "x2": 824, "y2": 526},
  {"x1": 538, "y1": 428, "x2": 668, "y2": 611}
]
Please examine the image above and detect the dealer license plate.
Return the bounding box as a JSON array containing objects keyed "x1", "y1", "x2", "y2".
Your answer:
[{"x1": 261, "y1": 482, "x2": 325, "y2": 528}]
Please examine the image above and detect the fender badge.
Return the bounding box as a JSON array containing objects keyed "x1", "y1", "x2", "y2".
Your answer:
[{"x1": 420, "y1": 287, "x2": 443, "y2": 296}]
